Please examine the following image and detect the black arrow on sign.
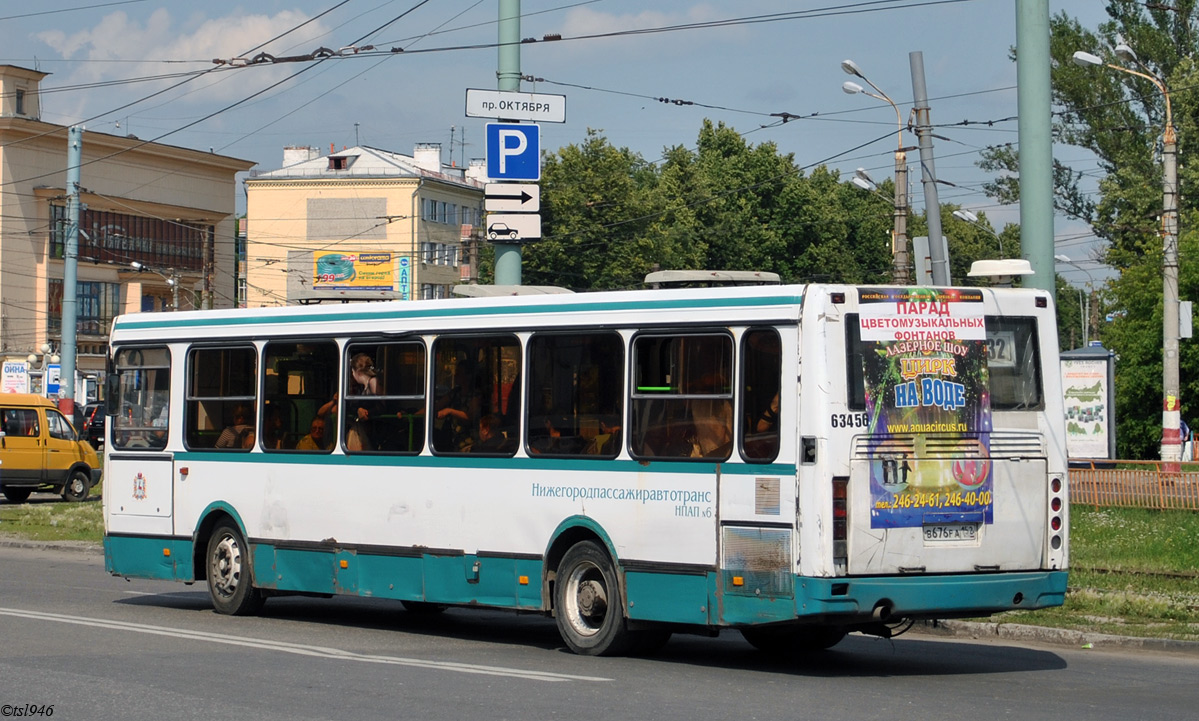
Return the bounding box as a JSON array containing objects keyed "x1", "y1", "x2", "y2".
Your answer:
[{"x1": 485, "y1": 189, "x2": 534, "y2": 205}]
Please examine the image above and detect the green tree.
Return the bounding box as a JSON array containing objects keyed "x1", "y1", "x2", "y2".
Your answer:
[
  {"x1": 523, "y1": 130, "x2": 661, "y2": 289},
  {"x1": 979, "y1": 2, "x2": 1199, "y2": 457}
]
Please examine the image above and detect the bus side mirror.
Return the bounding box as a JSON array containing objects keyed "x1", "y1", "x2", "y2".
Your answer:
[{"x1": 105, "y1": 375, "x2": 120, "y2": 416}]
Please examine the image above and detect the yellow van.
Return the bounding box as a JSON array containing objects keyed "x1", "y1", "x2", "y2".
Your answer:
[{"x1": 0, "y1": 394, "x2": 102, "y2": 503}]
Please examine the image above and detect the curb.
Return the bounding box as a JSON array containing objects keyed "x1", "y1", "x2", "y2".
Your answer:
[
  {"x1": 0, "y1": 537, "x2": 102, "y2": 555},
  {"x1": 913, "y1": 619, "x2": 1199, "y2": 656}
]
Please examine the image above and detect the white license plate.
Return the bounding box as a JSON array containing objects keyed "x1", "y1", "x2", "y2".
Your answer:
[{"x1": 923, "y1": 523, "x2": 979, "y2": 542}]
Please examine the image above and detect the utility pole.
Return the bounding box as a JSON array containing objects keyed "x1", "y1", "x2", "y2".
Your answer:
[
  {"x1": 1015, "y1": 0, "x2": 1055, "y2": 294},
  {"x1": 1162, "y1": 119, "x2": 1180, "y2": 470},
  {"x1": 493, "y1": 0, "x2": 522, "y2": 286},
  {"x1": 60, "y1": 125, "x2": 81, "y2": 418},
  {"x1": 893, "y1": 152, "x2": 909, "y2": 284},
  {"x1": 909, "y1": 52, "x2": 948, "y2": 286}
]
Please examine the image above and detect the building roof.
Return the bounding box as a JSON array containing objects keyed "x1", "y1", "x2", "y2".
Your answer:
[{"x1": 248, "y1": 145, "x2": 480, "y2": 187}]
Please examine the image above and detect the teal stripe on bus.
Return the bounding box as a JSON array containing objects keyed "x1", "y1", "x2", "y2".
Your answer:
[
  {"x1": 114, "y1": 294, "x2": 804, "y2": 331},
  {"x1": 167, "y1": 450, "x2": 796, "y2": 476}
]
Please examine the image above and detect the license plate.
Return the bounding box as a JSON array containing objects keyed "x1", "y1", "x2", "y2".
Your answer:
[{"x1": 923, "y1": 523, "x2": 979, "y2": 542}]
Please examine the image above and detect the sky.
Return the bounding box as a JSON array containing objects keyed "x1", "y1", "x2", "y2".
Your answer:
[{"x1": 3, "y1": 0, "x2": 1112, "y2": 287}]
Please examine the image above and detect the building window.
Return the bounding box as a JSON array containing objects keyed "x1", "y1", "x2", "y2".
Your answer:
[
  {"x1": 51, "y1": 204, "x2": 209, "y2": 272},
  {"x1": 48, "y1": 280, "x2": 121, "y2": 336},
  {"x1": 15, "y1": 89, "x2": 25, "y2": 115}
]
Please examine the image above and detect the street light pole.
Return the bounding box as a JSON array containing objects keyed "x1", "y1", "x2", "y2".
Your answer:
[
  {"x1": 1073, "y1": 47, "x2": 1180, "y2": 469},
  {"x1": 842, "y1": 60, "x2": 908, "y2": 284},
  {"x1": 1055, "y1": 254, "x2": 1095, "y2": 346},
  {"x1": 953, "y1": 208, "x2": 1005, "y2": 258}
]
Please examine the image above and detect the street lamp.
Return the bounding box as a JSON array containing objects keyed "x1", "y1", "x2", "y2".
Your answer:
[
  {"x1": 952, "y1": 208, "x2": 1005, "y2": 259},
  {"x1": 1055, "y1": 254, "x2": 1096, "y2": 346},
  {"x1": 130, "y1": 261, "x2": 180, "y2": 311},
  {"x1": 842, "y1": 59, "x2": 909, "y2": 284},
  {"x1": 1074, "y1": 46, "x2": 1180, "y2": 468}
]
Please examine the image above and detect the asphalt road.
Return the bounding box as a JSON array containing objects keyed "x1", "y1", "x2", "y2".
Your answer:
[{"x1": 1, "y1": 545, "x2": 1196, "y2": 721}]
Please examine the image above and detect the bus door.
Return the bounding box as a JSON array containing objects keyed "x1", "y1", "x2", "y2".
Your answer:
[
  {"x1": 106, "y1": 346, "x2": 175, "y2": 535},
  {"x1": 844, "y1": 289, "x2": 1049, "y2": 575}
]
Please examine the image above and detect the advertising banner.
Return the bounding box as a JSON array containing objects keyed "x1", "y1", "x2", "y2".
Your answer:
[
  {"x1": 313, "y1": 252, "x2": 395, "y2": 291},
  {"x1": 2, "y1": 361, "x2": 29, "y2": 393},
  {"x1": 859, "y1": 288, "x2": 993, "y2": 528},
  {"x1": 1062, "y1": 358, "x2": 1109, "y2": 458}
]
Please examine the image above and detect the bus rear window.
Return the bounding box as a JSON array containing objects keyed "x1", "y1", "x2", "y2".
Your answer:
[{"x1": 845, "y1": 315, "x2": 1043, "y2": 411}]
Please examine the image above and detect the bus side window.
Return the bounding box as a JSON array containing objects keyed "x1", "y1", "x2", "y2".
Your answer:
[
  {"x1": 630, "y1": 333, "x2": 733, "y2": 460},
  {"x1": 259, "y1": 340, "x2": 338, "y2": 452},
  {"x1": 184, "y1": 346, "x2": 256, "y2": 451},
  {"x1": 342, "y1": 341, "x2": 427, "y2": 455},
  {"x1": 431, "y1": 335, "x2": 520, "y2": 456},
  {"x1": 526, "y1": 332, "x2": 624, "y2": 458},
  {"x1": 114, "y1": 346, "x2": 171, "y2": 450},
  {"x1": 741, "y1": 328, "x2": 782, "y2": 462}
]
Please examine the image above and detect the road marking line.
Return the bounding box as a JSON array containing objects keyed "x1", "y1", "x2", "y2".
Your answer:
[{"x1": 0, "y1": 607, "x2": 610, "y2": 682}]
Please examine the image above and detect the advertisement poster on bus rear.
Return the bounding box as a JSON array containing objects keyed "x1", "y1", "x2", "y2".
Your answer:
[{"x1": 858, "y1": 287, "x2": 993, "y2": 528}]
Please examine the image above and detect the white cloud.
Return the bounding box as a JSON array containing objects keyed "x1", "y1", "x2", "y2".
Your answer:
[{"x1": 34, "y1": 8, "x2": 331, "y2": 99}]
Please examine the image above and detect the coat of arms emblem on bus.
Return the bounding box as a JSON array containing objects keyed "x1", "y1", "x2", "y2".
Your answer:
[
  {"x1": 132, "y1": 472, "x2": 147, "y2": 500},
  {"x1": 858, "y1": 287, "x2": 993, "y2": 529}
]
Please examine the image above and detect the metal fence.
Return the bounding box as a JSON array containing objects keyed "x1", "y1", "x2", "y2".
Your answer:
[{"x1": 1070, "y1": 460, "x2": 1199, "y2": 511}]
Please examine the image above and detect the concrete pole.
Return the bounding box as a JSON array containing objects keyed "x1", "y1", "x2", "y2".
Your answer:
[
  {"x1": 893, "y1": 151, "x2": 909, "y2": 284},
  {"x1": 493, "y1": 0, "x2": 522, "y2": 286},
  {"x1": 909, "y1": 52, "x2": 948, "y2": 286},
  {"x1": 1015, "y1": 0, "x2": 1055, "y2": 294},
  {"x1": 1161, "y1": 128, "x2": 1181, "y2": 470},
  {"x1": 60, "y1": 126, "x2": 81, "y2": 417}
]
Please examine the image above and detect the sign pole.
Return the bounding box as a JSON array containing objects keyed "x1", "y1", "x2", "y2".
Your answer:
[{"x1": 494, "y1": 0, "x2": 523, "y2": 286}]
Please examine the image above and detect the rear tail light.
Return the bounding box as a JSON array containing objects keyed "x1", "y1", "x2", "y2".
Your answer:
[
  {"x1": 1048, "y1": 474, "x2": 1066, "y2": 555},
  {"x1": 833, "y1": 477, "x2": 849, "y2": 572}
]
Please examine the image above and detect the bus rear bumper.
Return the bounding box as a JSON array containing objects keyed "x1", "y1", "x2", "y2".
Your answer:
[{"x1": 719, "y1": 570, "x2": 1068, "y2": 627}]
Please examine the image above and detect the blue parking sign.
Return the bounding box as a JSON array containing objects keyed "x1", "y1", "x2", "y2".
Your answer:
[{"x1": 486, "y1": 123, "x2": 540, "y2": 181}]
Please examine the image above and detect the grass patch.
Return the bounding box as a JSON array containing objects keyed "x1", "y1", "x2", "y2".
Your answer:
[
  {"x1": 0, "y1": 498, "x2": 103, "y2": 542},
  {"x1": 994, "y1": 506, "x2": 1199, "y2": 641}
]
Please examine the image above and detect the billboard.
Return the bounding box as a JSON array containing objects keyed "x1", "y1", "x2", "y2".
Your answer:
[{"x1": 313, "y1": 252, "x2": 395, "y2": 291}]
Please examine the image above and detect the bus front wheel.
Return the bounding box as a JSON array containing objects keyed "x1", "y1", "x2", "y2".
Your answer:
[
  {"x1": 554, "y1": 541, "x2": 634, "y2": 656},
  {"x1": 206, "y1": 522, "x2": 264, "y2": 616}
]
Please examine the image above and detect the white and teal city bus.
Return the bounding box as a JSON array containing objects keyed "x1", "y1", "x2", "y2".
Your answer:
[{"x1": 103, "y1": 282, "x2": 1068, "y2": 655}]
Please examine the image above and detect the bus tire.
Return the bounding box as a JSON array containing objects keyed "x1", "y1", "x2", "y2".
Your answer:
[
  {"x1": 554, "y1": 540, "x2": 634, "y2": 656},
  {"x1": 740, "y1": 625, "x2": 846, "y2": 655},
  {"x1": 206, "y1": 522, "x2": 264, "y2": 616},
  {"x1": 62, "y1": 470, "x2": 91, "y2": 502}
]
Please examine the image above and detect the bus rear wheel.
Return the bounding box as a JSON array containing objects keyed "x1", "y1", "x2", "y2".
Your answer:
[
  {"x1": 740, "y1": 625, "x2": 846, "y2": 655},
  {"x1": 206, "y1": 522, "x2": 264, "y2": 616},
  {"x1": 554, "y1": 541, "x2": 634, "y2": 656}
]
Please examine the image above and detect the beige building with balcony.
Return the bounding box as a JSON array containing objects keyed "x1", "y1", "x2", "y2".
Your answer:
[
  {"x1": 243, "y1": 143, "x2": 485, "y2": 306},
  {"x1": 0, "y1": 65, "x2": 253, "y2": 397}
]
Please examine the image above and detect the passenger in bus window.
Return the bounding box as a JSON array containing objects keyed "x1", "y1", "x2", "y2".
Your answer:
[
  {"x1": 689, "y1": 374, "x2": 732, "y2": 457},
  {"x1": 215, "y1": 406, "x2": 253, "y2": 448},
  {"x1": 263, "y1": 408, "x2": 287, "y2": 449},
  {"x1": 584, "y1": 415, "x2": 621, "y2": 456},
  {"x1": 756, "y1": 392, "x2": 780, "y2": 433},
  {"x1": 530, "y1": 415, "x2": 584, "y2": 455},
  {"x1": 473, "y1": 413, "x2": 506, "y2": 453},
  {"x1": 349, "y1": 353, "x2": 379, "y2": 396},
  {"x1": 296, "y1": 417, "x2": 332, "y2": 451}
]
